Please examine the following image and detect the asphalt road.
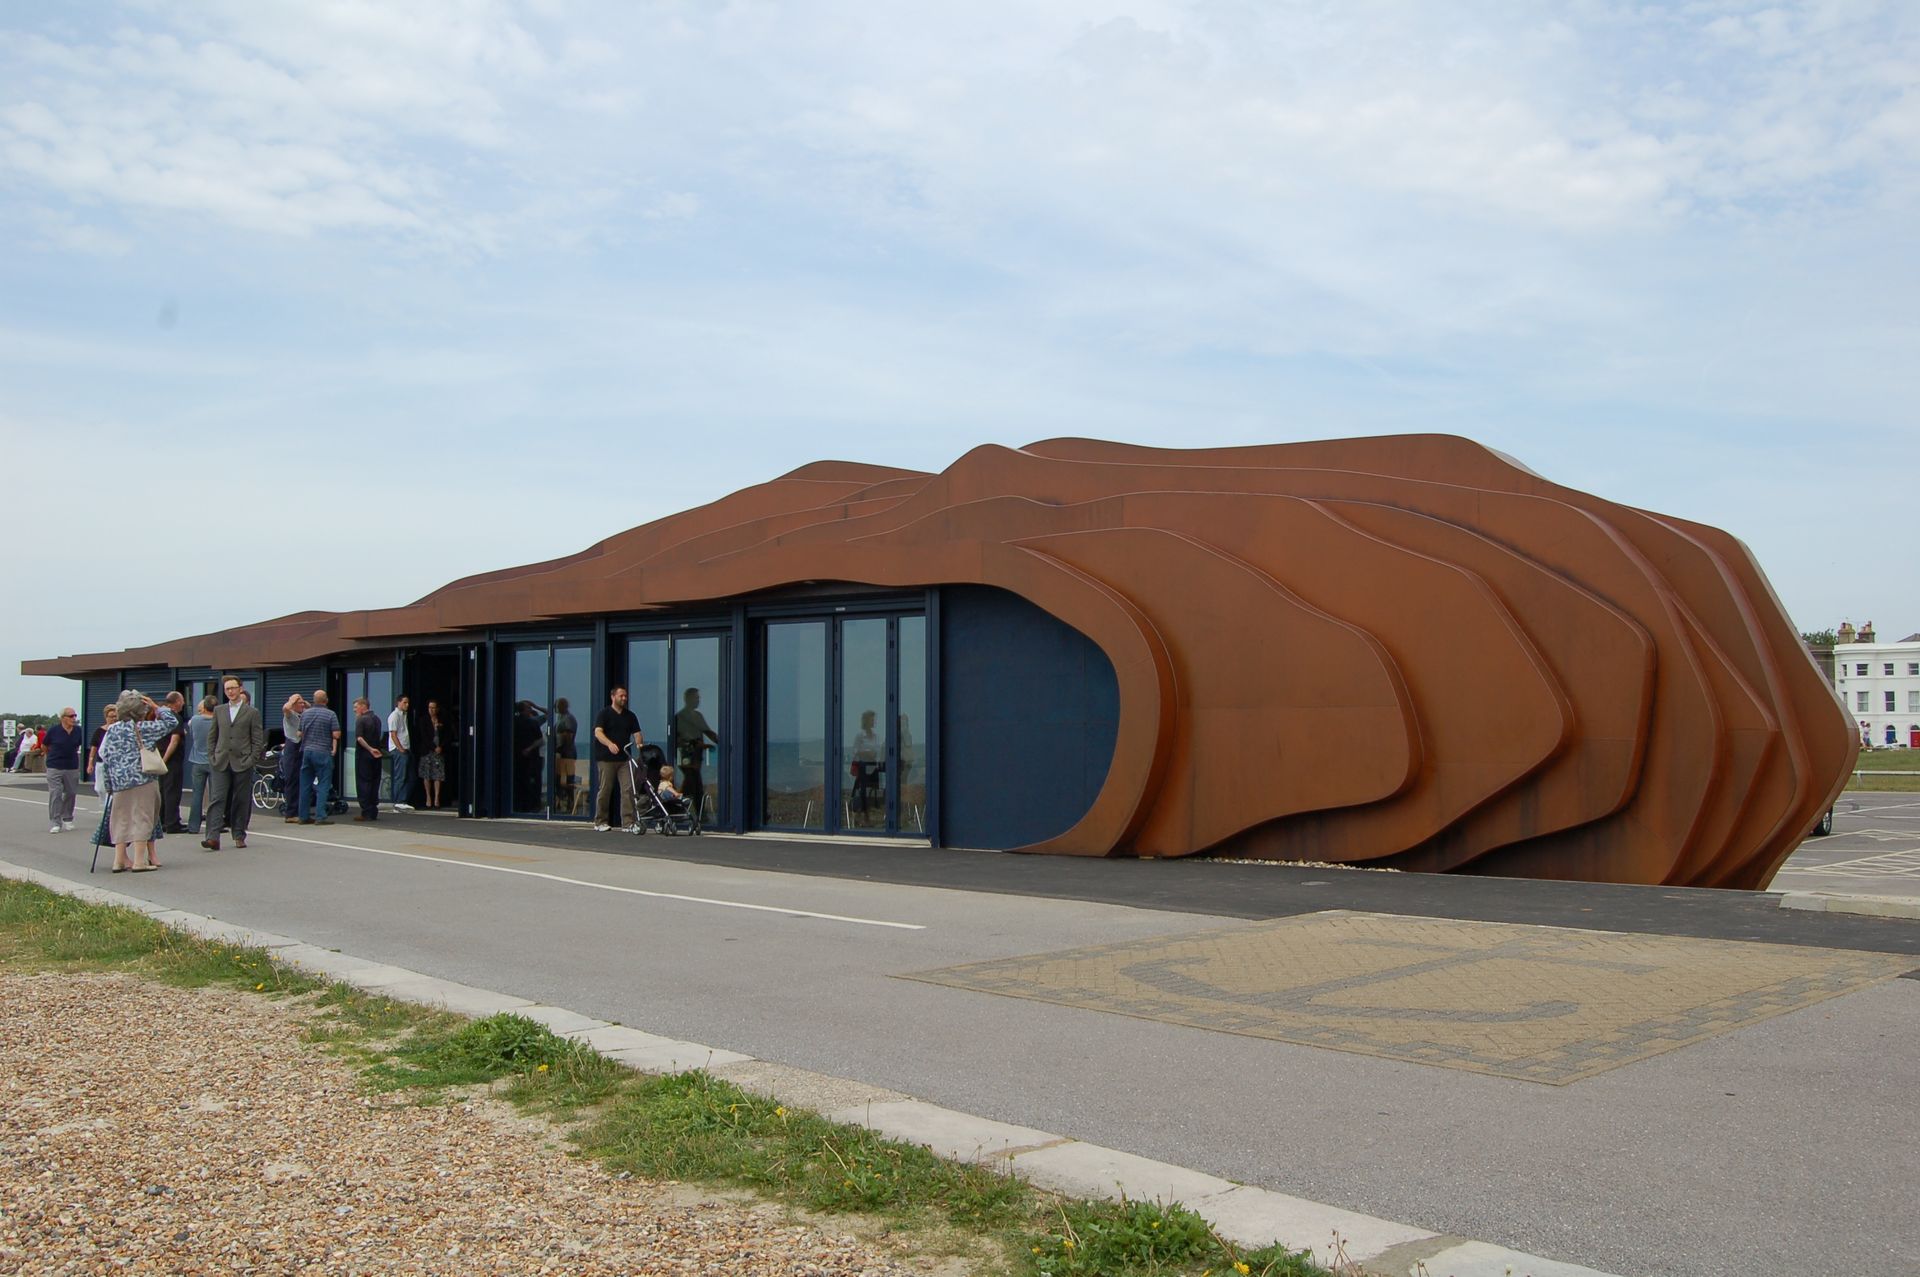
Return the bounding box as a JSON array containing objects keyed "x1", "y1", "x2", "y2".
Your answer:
[{"x1": 4, "y1": 778, "x2": 1916, "y2": 1277}]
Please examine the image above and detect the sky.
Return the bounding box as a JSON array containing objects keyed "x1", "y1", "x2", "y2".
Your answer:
[{"x1": 2, "y1": 0, "x2": 1916, "y2": 712}]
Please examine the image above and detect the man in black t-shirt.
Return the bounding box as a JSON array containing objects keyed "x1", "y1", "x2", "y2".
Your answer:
[{"x1": 591, "y1": 686, "x2": 643, "y2": 832}]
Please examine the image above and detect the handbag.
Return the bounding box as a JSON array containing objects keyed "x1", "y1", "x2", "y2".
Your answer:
[{"x1": 137, "y1": 719, "x2": 168, "y2": 777}]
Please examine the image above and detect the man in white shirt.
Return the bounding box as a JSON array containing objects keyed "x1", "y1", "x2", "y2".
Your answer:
[{"x1": 387, "y1": 695, "x2": 413, "y2": 810}]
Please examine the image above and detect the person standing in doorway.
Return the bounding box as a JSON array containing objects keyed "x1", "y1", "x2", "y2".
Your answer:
[
  {"x1": 591, "y1": 686, "x2": 643, "y2": 833},
  {"x1": 203, "y1": 676, "x2": 265, "y2": 851},
  {"x1": 674, "y1": 687, "x2": 719, "y2": 823},
  {"x1": 184, "y1": 696, "x2": 216, "y2": 834},
  {"x1": 279, "y1": 692, "x2": 307, "y2": 819},
  {"x1": 158, "y1": 691, "x2": 189, "y2": 833},
  {"x1": 386, "y1": 694, "x2": 413, "y2": 810},
  {"x1": 43, "y1": 707, "x2": 84, "y2": 833},
  {"x1": 420, "y1": 699, "x2": 450, "y2": 809},
  {"x1": 353, "y1": 696, "x2": 385, "y2": 822},
  {"x1": 296, "y1": 690, "x2": 341, "y2": 825}
]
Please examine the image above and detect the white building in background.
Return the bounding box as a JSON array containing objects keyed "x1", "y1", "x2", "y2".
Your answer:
[{"x1": 1832, "y1": 621, "x2": 1920, "y2": 749}]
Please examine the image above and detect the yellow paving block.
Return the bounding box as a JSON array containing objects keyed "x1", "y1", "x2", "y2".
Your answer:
[{"x1": 899, "y1": 911, "x2": 1915, "y2": 1084}]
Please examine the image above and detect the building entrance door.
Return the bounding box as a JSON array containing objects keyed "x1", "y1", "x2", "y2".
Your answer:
[
  {"x1": 506, "y1": 642, "x2": 594, "y2": 819},
  {"x1": 757, "y1": 612, "x2": 926, "y2": 837},
  {"x1": 625, "y1": 632, "x2": 729, "y2": 828}
]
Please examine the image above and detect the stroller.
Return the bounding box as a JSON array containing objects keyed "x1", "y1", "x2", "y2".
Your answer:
[{"x1": 630, "y1": 744, "x2": 698, "y2": 836}]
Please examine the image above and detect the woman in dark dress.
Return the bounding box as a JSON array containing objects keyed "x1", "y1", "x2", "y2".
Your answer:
[{"x1": 419, "y1": 700, "x2": 451, "y2": 809}]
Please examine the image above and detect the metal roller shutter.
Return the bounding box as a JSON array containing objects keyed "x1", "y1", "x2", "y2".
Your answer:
[
  {"x1": 121, "y1": 667, "x2": 169, "y2": 695},
  {"x1": 82, "y1": 675, "x2": 121, "y2": 732}
]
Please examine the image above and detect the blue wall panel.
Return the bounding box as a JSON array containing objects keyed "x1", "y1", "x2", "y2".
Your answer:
[{"x1": 939, "y1": 586, "x2": 1118, "y2": 849}]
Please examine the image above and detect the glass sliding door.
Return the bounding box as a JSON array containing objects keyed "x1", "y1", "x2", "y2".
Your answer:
[
  {"x1": 755, "y1": 610, "x2": 927, "y2": 837},
  {"x1": 625, "y1": 638, "x2": 669, "y2": 750},
  {"x1": 762, "y1": 621, "x2": 827, "y2": 829},
  {"x1": 551, "y1": 646, "x2": 593, "y2": 819},
  {"x1": 897, "y1": 615, "x2": 927, "y2": 832},
  {"x1": 673, "y1": 635, "x2": 723, "y2": 825},
  {"x1": 341, "y1": 668, "x2": 394, "y2": 801},
  {"x1": 509, "y1": 647, "x2": 549, "y2": 815},
  {"x1": 506, "y1": 642, "x2": 593, "y2": 819},
  {"x1": 624, "y1": 632, "x2": 729, "y2": 825},
  {"x1": 840, "y1": 618, "x2": 888, "y2": 829}
]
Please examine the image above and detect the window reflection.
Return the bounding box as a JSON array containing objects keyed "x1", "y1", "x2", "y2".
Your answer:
[
  {"x1": 763, "y1": 622, "x2": 826, "y2": 829},
  {"x1": 674, "y1": 636, "x2": 723, "y2": 826},
  {"x1": 510, "y1": 648, "x2": 549, "y2": 815},
  {"x1": 840, "y1": 619, "x2": 888, "y2": 828},
  {"x1": 897, "y1": 616, "x2": 927, "y2": 832},
  {"x1": 551, "y1": 645, "x2": 592, "y2": 819}
]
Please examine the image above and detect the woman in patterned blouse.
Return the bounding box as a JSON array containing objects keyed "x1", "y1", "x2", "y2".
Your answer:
[{"x1": 98, "y1": 690, "x2": 178, "y2": 872}]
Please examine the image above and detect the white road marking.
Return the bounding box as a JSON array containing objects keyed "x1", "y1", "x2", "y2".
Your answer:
[
  {"x1": 0, "y1": 795, "x2": 924, "y2": 931},
  {"x1": 241, "y1": 830, "x2": 928, "y2": 930}
]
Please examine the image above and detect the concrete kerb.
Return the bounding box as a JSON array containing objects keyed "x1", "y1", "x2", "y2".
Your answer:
[
  {"x1": 0, "y1": 858, "x2": 1625, "y2": 1277},
  {"x1": 1777, "y1": 890, "x2": 1920, "y2": 920}
]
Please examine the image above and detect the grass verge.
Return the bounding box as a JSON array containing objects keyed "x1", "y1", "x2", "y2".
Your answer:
[{"x1": 0, "y1": 876, "x2": 1338, "y2": 1277}]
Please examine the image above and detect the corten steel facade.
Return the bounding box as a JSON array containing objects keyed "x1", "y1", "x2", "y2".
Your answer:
[{"x1": 25, "y1": 436, "x2": 1856, "y2": 888}]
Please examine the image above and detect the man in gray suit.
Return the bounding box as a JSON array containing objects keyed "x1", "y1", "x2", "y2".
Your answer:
[{"x1": 203, "y1": 674, "x2": 266, "y2": 851}]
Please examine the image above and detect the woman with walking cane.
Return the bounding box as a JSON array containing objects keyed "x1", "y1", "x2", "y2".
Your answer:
[{"x1": 97, "y1": 690, "x2": 177, "y2": 872}]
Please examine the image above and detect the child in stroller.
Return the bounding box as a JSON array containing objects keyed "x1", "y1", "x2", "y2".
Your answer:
[{"x1": 639, "y1": 761, "x2": 699, "y2": 835}]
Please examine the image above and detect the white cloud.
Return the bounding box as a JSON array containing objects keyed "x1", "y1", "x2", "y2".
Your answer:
[{"x1": 1, "y1": 1, "x2": 1916, "y2": 709}]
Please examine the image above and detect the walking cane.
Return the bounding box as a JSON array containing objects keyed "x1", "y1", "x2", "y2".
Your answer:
[{"x1": 89, "y1": 790, "x2": 113, "y2": 874}]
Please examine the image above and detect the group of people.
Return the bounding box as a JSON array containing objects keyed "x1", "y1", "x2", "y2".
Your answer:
[
  {"x1": 272, "y1": 690, "x2": 455, "y2": 826},
  {"x1": 40, "y1": 678, "x2": 265, "y2": 871},
  {"x1": 8, "y1": 722, "x2": 51, "y2": 772},
  {"x1": 34, "y1": 679, "x2": 456, "y2": 868}
]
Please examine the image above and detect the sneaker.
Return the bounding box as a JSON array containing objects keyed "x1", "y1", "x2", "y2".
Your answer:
[
  {"x1": 49, "y1": 823, "x2": 61, "y2": 834},
  {"x1": 61, "y1": 821, "x2": 75, "y2": 832},
  {"x1": 395, "y1": 803, "x2": 414, "y2": 811},
  {"x1": 593, "y1": 822, "x2": 611, "y2": 832},
  {"x1": 626, "y1": 824, "x2": 648, "y2": 836}
]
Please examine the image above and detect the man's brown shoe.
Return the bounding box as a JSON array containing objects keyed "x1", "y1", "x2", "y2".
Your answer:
[
  {"x1": 285, "y1": 816, "x2": 300, "y2": 823},
  {"x1": 233, "y1": 838, "x2": 246, "y2": 848},
  {"x1": 200, "y1": 839, "x2": 218, "y2": 851},
  {"x1": 353, "y1": 814, "x2": 369, "y2": 821}
]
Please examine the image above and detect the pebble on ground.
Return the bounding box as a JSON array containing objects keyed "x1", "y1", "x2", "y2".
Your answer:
[{"x1": 1, "y1": 972, "x2": 923, "y2": 1275}]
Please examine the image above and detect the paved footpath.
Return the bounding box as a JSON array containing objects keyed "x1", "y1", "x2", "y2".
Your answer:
[{"x1": 3, "y1": 778, "x2": 1916, "y2": 1277}]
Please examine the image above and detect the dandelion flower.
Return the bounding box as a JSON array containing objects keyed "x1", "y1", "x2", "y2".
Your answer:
[
  {"x1": 536, "y1": 1063, "x2": 549, "y2": 1073},
  {"x1": 1235, "y1": 1263, "x2": 1251, "y2": 1275},
  {"x1": 254, "y1": 983, "x2": 264, "y2": 990}
]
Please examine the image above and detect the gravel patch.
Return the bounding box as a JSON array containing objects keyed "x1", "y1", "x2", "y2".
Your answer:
[{"x1": 1, "y1": 972, "x2": 939, "y2": 1275}]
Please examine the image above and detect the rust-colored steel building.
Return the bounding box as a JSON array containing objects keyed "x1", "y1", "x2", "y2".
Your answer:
[{"x1": 25, "y1": 436, "x2": 1854, "y2": 888}]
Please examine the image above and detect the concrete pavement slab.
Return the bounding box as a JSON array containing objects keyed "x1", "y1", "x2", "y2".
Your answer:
[
  {"x1": 1371, "y1": 1236, "x2": 1623, "y2": 1277},
  {"x1": 515, "y1": 1005, "x2": 613, "y2": 1035},
  {"x1": 566, "y1": 1024, "x2": 752, "y2": 1068},
  {"x1": 166, "y1": 916, "x2": 304, "y2": 949},
  {"x1": 711, "y1": 1060, "x2": 911, "y2": 1112},
  {"x1": 345, "y1": 974, "x2": 534, "y2": 1017},
  {"x1": 602, "y1": 1041, "x2": 753, "y2": 1072},
  {"x1": 1007, "y1": 1140, "x2": 1237, "y2": 1205},
  {"x1": 1778, "y1": 890, "x2": 1920, "y2": 919},
  {"x1": 1188, "y1": 1183, "x2": 1435, "y2": 1262},
  {"x1": 273, "y1": 944, "x2": 407, "y2": 982},
  {"x1": 826, "y1": 1100, "x2": 1064, "y2": 1162}
]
